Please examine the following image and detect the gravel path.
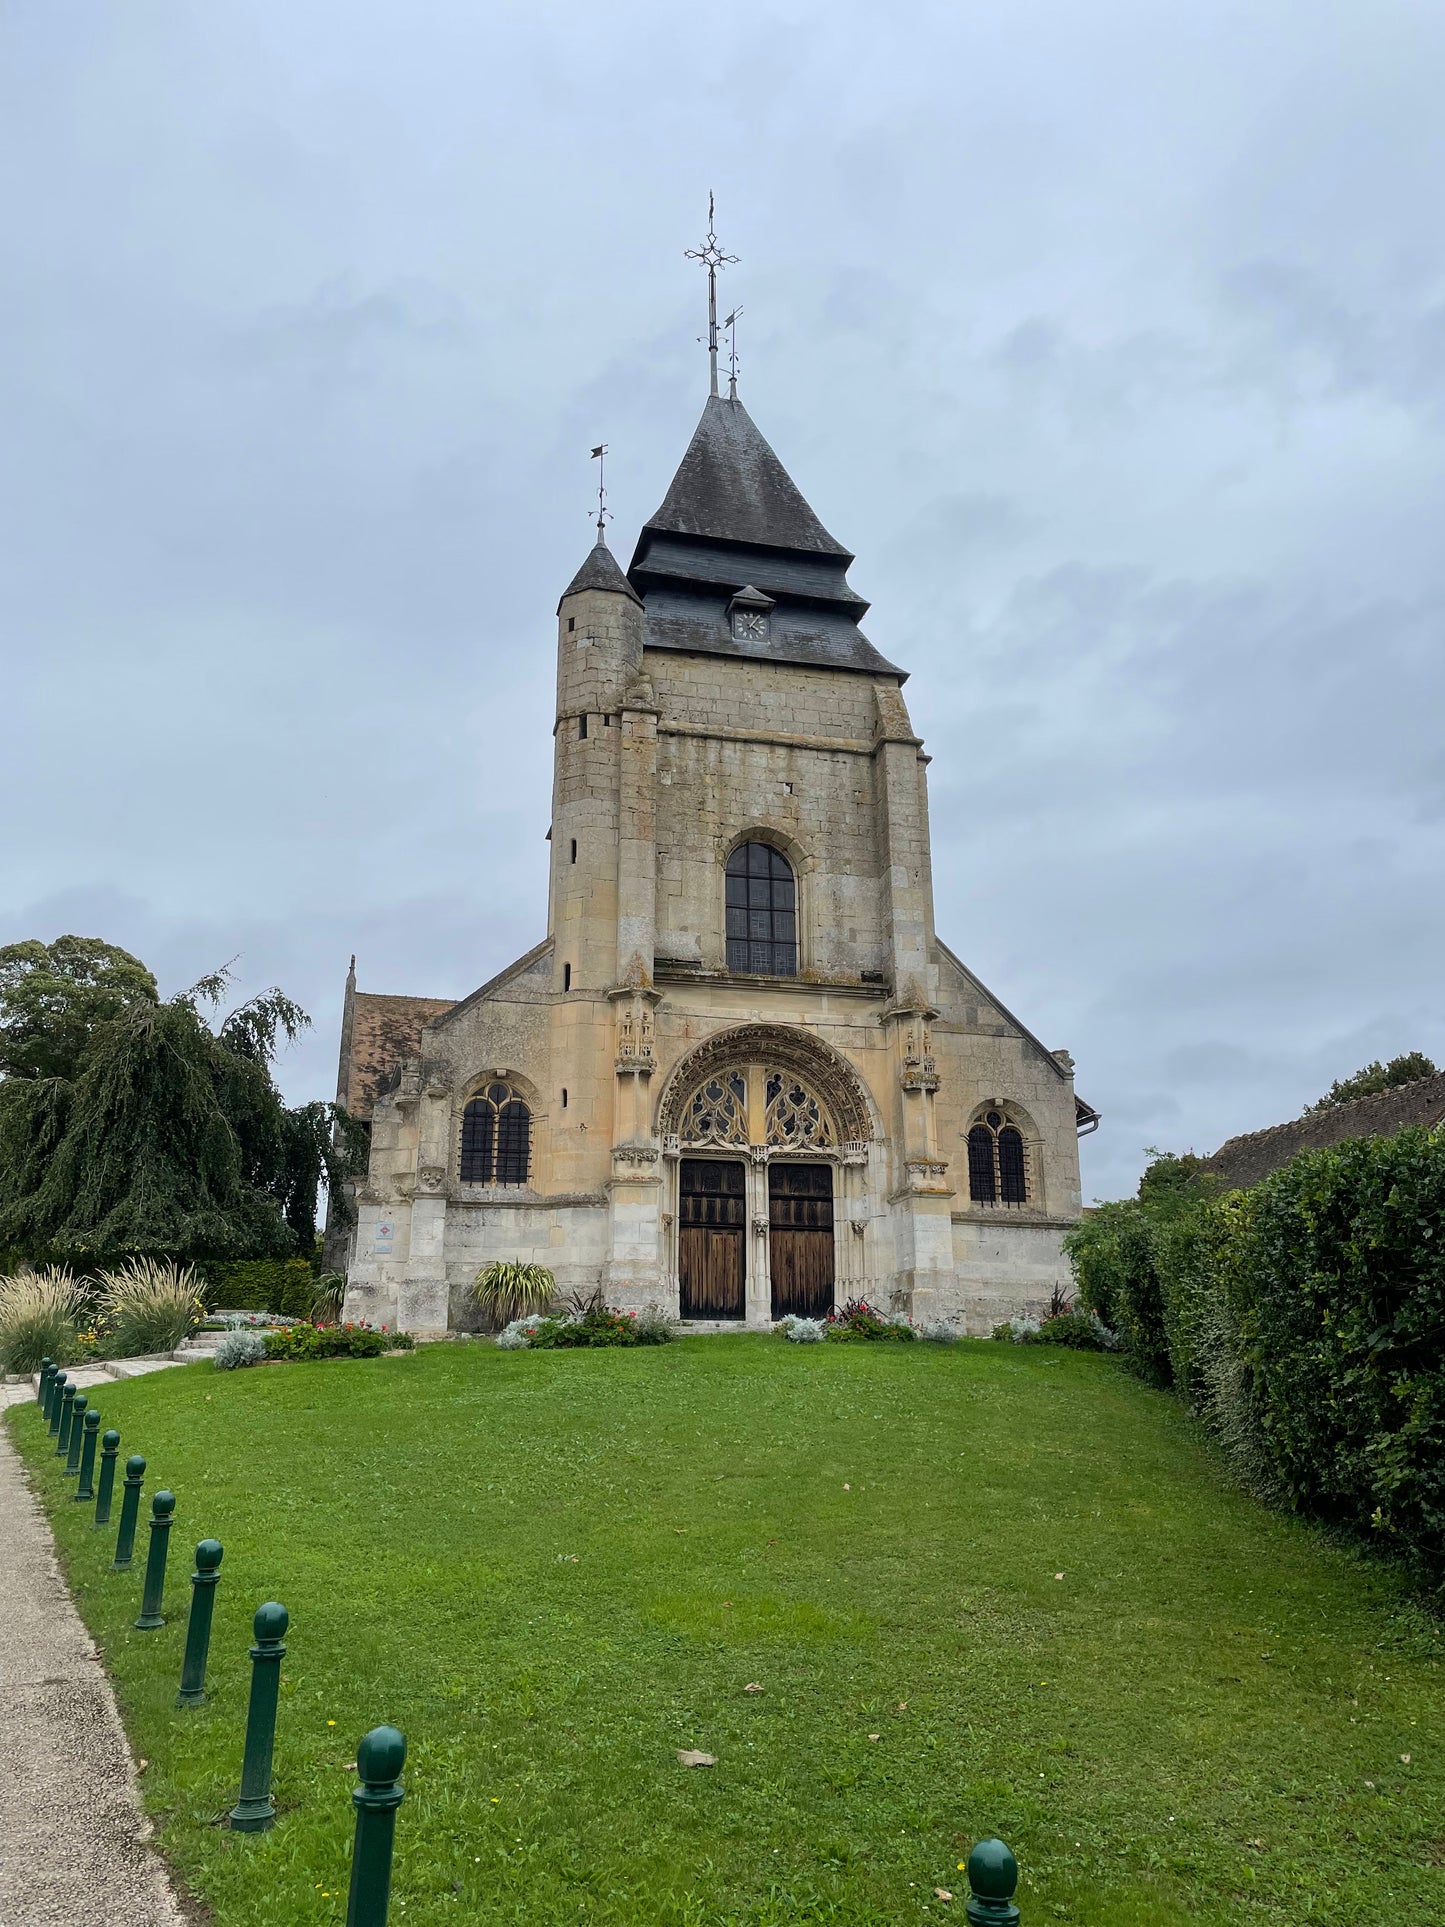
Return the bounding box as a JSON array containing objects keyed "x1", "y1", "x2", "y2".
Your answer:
[{"x1": 0, "y1": 1389, "x2": 187, "y2": 1927}]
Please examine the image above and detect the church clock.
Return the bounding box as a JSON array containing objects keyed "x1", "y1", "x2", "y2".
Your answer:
[{"x1": 732, "y1": 608, "x2": 768, "y2": 641}]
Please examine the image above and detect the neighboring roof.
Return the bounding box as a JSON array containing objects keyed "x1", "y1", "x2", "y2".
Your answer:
[
  {"x1": 933, "y1": 938, "x2": 1098, "y2": 1133},
  {"x1": 640, "y1": 393, "x2": 850, "y2": 557},
  {"x1": 343, "y1": 992, "x2": 454, "y2": 1119},
  {"x1": 558, "y1": 533, "x2": 643, "y2": 611},
  {"x1": 1200, "y1": 1070, "x2": 1445, "y2": 1190}
]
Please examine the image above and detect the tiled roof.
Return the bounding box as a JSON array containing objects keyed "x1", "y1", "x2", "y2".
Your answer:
[
  {"x1": 641, "y1": 393, "x2": 849, "y2": 556},
  {"x1": 344, "y1": 992, "x2": 454, "y2": 1119},
  {"x1": 1200, "y1": 1071, "x2": 1445, "y2": 1190},
  {"x1": 558, "y1": 533, "x2": 642, "y2": 610}
]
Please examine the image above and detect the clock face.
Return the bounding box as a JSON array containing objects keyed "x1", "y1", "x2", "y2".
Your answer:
[{"x1": 733, "y1": 610, "x2": 768, "y2": 640}]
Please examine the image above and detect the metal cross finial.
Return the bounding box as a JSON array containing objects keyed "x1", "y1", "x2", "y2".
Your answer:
[
  {"x1": 590, "y1": 443, "x2": 610, "y2": 538},
  {"x1": 684, "y1": 192, "x2": 738, "y2": 398},
  {"x1": 722, "y1": 306, "x2": 743, "y2": 398}
]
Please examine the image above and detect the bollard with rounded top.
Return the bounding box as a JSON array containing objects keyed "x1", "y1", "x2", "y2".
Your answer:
[
  {"x1": 345, "y1": 1725, "x2": 407, "y2": 1927},
  {"x1": 47, "y1": 1370, "x2": 67, "y2": 1437},
  {"x1": 111, "y1": 1454, "x2": 146, "y2": 1570},
  {"x1": 41, "y1": 1360, "x2": 58, "y2": 1423},
  {"x1": 64, "y1": 1394, "x2": 88, "y2": 1475},
  {"x1": 135, "y1": 1491, "x2": 176, "y2": 1629},
  {"x1": 54, "y1": 1380, "x2": 76, "y2": 1455},
  {"x1": 38, "y1": 1358, "x2": 53, "y2": 1409},
  {"x1": 228, "y1": 1603, "x2": 288, "y2": 1832},
  {"x1": 75, "y1": 1408, "x2": 101, "y2": 1500},
  {"x1": 177, "y1": 1540, "x2": 224, "y2": 1707},
  {"x1": 965, "y1": 1838, "x2": 1021, "y2": 1927},
  {"x1": 93, "y1": 1430, "x2": 121, "y2": 1528}
]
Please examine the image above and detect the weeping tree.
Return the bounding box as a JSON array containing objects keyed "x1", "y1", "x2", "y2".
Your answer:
[{"x1": 0, "y1": 940, "x2": 365, "y2": 1266}]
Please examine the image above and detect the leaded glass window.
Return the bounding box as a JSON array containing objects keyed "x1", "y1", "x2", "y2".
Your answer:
[
  {"x1": 764, "y1": 1071, "x2": 834, "y2": 1147},
  {"x1": 725, "y1": 843, "x2": 797, "y2": 976},
  {"x1": 460, "y1": 1082, "x2": 531, "y2": 1185},
  {"x1": 967, "y1": 1111, "x2": 1030, "y2": 1206}
]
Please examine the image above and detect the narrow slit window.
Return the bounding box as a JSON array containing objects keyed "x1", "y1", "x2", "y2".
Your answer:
[
  {"x1": 563, "y1": 962, "x2": 572, "y2": 991},
  {"x1": 570, "y1": 839, "x2": 577, "y2": 864},
  {"x1": 578, "y1": 714, "x2": 588, "y2": 740}
]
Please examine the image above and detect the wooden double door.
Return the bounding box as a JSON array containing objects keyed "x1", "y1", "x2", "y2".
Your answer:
[
  {"x1": 677, "y1": 1158, "x2": 835, "y2": 1322},
  {"x1": 768, "y1": 1162, "x2": 835, "y2": 1319}
]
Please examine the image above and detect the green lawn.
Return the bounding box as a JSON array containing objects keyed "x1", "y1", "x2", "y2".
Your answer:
[{"x1": 9, "y1": 1338, "x2": 1444, "y2": 1925}]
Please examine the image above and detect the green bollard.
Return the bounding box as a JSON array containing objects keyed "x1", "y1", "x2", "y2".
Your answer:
[
  {"x1": 345, "y1": 1725, "x2": 407, "y2": 1927},
  {"x1": 41, "y1": 1360, "x2": 59, "y2": 1422},
  {"x1": 176, "y1": 1540, "x2": 224, "y2": 1707},
  {"x1": 135, "y1": 1491, "x2": 176, "y2": 1629},
  {"x1": 64, "y1": 1394, "x2": 88, "y2": 1476},
  {"x1": 111, "y1": 1454, "x2": 146, "y2": 1570},
  {"x1": 94, "y1": 1430, "x2": 121, "y2": 1528},
  {"x1": 965, "y1": 1838, "x2": 1021, "y2": 1926},
  {"x1": 54, "y1": 1379, "x2": 76, "y2": 1454},
  {"x1": 38, "y1": 1358, "x2": 53, "y2": 1409},
  {"x1": 228, "y1": 1602, "x2": 288, "y2": 1832},
  {"x1": 74, "y1": 1409, "x2": 101, "y2": 1500},
  {"x1": 47, "y1": 1369, "x2": 66, "y2": 1435}
]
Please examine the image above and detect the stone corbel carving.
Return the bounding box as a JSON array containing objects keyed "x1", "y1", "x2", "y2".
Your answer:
[
  {"x1": 748, "y1": 1142, "x2": 771, "y2": 1165},
  {"x1": 842, "y1": 1140, "x2": 869, "y2": 1167},
  {"x1": 851, "y1": 1218, "x2": 868, "y2": 1236},
  {"x1": 902, "y1": 1064, "x2": 940, "y2": 1093},
  {"x1": 751, "y1": 1217, "x2": 769, "y2": 1237},
  {"x1": 417, "y1": 1165, "x2": 445, "y2": 1192},
  {"x1": 661, "y1": 1133, "x2": 680, "y2": 1158},
  {"x1": 904, "y1": 1156, "x2": 953, "y2": 1195}
]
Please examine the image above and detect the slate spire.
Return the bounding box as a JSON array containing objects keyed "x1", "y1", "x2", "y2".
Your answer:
[{"x1": 557, "y1": 528, "x2": 643, "y2": 612}]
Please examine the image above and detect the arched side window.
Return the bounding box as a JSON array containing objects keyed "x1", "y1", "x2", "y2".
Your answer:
[
  {"x1": 460, "y1": 1081, "x2": 531, "y2": 1186},
  {"x1": 725, "y1": 842, "x2": 797, "y2": 977},
  {"x1": 967, "y1": 1109, "x2": 1031, "y2": 1207}
]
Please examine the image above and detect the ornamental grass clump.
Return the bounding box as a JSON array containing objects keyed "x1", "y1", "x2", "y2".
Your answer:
[
  {"x1": 470, "y1": 1260, "x2": 556, "y2": 1328},
  {"x1": 0, "y1": 1266, "x2": 89, "y2": 1371},
  {"x1": 96, "y1": 1256, "x2": 204, "y2": 1357},
  {"x1": 212, "y1": 1329, "x2": 267, "y2": 1370}
]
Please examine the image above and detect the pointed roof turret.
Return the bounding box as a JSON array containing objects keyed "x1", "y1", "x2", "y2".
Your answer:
[
  {"x1": 557, "y1": 531, "x2": 643, "y2": 613},
  {"x1": 641, "y1": 394, "x2": 850, "y2": 557}
]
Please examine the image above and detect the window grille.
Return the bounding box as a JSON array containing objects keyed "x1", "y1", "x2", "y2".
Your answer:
[
  {"x1": 967, "y1": 1112, "x2": 1030, "y2": 1206},
  {"x1": 725, "y1": 843, "x2": 797, "y2": 976},
  {"x1": 460, "y1": 1082, "x2": 531, "y2": 1185}
]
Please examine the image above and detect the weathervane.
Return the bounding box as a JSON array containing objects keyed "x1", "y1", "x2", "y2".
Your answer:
[
  {"x1": 722, "y1": 306, "x2": 742, "y2": 398},
  {"x1": 590, "y1": 442, "x2": 610, "y2": 537},
  {"x1": 684, "y1": 192, "x2": 738, "y2": 398}
]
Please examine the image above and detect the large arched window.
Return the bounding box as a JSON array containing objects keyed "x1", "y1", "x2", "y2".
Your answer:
[
  {"x1": 725, "y1": 842, "x2": 797, "y2": 976},
  {"x1": 460, "y1": 1081, "x2": 531, "y2": 1185},
  {"x1": 967, "y1": 1108, "x2": 1030, "y2": 1206}
]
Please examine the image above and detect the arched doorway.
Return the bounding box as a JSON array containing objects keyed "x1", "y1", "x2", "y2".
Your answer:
[{"x1": 658, "y1": 1028, "x2": 874, "y2": 1322}]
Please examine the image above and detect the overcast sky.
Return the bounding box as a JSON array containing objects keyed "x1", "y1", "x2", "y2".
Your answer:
[{"x1": 4, "y1": 2, "x2": 1443, "y2": 1201}]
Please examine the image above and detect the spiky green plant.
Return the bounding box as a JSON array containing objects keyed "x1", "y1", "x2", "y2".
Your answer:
[
  {"x1": 470, "y1": 1260, "x2": 556, "y2": 1329},
  {"x1": 95, "y1": 1257, "x2": 203, "y2": 1357},
  {"x1": 308, "y1": 1271, "x2": 347, "y2": 1322},
  {"x1": 0, "y1": 1266, "x2": 88, "y2": 1371}
]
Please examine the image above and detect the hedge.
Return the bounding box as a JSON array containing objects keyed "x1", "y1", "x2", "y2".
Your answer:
[
  {"x1": 199, "y1": 1256, "x2": 318, "y2": 1318},
  {"x1": 1064, "y1": 1128, "x2": 1445, "y2": 1595}
]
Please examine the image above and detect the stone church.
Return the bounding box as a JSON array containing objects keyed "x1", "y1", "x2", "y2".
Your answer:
[{"x1": 334, "y1": 364, "x2": 1098, "y2": 1334}]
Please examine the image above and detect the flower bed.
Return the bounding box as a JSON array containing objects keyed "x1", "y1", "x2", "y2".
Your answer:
[{"x1": 262, "y1": 1320, "x2": 415, "y2": 1362}]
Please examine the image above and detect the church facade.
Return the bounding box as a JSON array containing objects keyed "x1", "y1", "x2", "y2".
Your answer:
[{"x1": 335, "y1": 383, "x2": 1097, "y2": 1334}]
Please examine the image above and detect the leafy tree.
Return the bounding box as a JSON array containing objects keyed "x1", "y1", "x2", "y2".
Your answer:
[
  {"x1": 1304, "y1": 1052, "x2": 1438, "y2": 1114},
  {"x1": 0, "y1": 937, "x2": 158, "y2": 1082},
  {"x1": 0, "y1": 954, "x2": 365, "y2": 1266}
]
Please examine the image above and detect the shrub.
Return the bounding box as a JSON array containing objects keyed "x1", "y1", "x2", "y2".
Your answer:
[
  {"x1": 96, "y1": 1257, "x2": 203, "y2": 1357},
  {"x1": 1036, "y1": 1309, "x2": 1118, "y2": 1350},
  {"x1": 0, "y1": 1266, "x2": 88, "y2": 1371},
  {"x1": 992, "y1": 1316, "x2": 1042, "y2": 1343},
  {"x1": 528, "y1": 1305, "x2": 639, "y2": 1349},
  {"x1": 825, "y1": 1297, "x2": 915, "y2": 1342},
  {"x1": 263, "y1": 1319, "x2": 413, "y2": 1361},
  {"x1": 632, "y1": 1303, "x2": 677, "y2": 1345},
  {"x1": 309, "y1": 1272, "x2": 347, "y2": 1321},
  {"x1": 1065, "y1": 1200, "x2": 1169, "y2": 1382},
  {"x1": 776, "y1": 1314, "x2": 826, "y2": 1343},
  {"x1": 471, "y1": 1261, "x2": 556, "y2": 1329},
  {"x1": 213, "y1": 1330, "x2": 267, "y2": 1370},
  {"x1": 496, "y1": 1314, "x2": 548, "y2": 1351},
  {"x1": 917, "y1": 1318, "x2": 960, "y2": 1343}
]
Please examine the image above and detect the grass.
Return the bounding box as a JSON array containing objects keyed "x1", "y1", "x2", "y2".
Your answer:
[{"x1": 8, "y1": 1337, "x2": 1444, "y2": 1926}]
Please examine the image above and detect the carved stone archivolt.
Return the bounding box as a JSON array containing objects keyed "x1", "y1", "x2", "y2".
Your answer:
[{"x1": 656, "y1": 1022, "x2": 873, "y2": 1145}]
